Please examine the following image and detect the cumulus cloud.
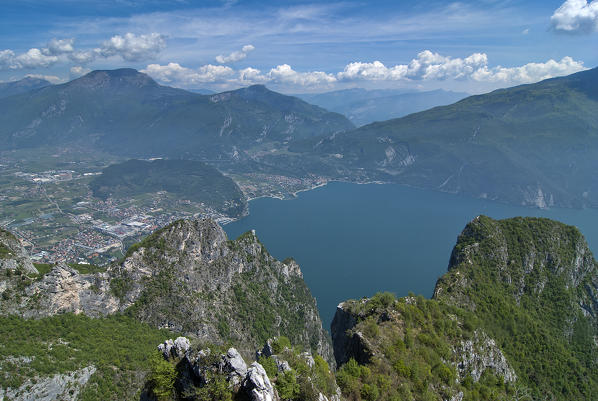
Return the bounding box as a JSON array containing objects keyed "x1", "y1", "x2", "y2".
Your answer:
[
  {"x1": 70, "y1": 66, "x2": 91, "y2": 78},
  {"x1": 98, "y1": 33, "x2": 166, "y2": 61},
  {"x1": 44, "y1": 38, "x2": 75, "y2": 55},
  {"x1": 0, "y1": 33, "x2": 166, "y2": 70},
  {"x1": 215, "y1": 44, "x2": 255, "y2": 64},
  {"x1": 14, "y1": 48, "x2": 59, "y2": 69},
  {"x1": 24, "y1": 73, "x2": 64, "y2": 84},
  {"x1": 551, "y1": 0, "x2": 598, "y2": 33},
  {"x1": 143, "y1": 51, "x2": 585, "y2": 91},
  {"x1": 267, "y1": 64, "x2": 337, "y2": 86},
  {"x1": 142, "y1": 62, "x2": 235, "y2": 85},
  {"x1": 337, "y1": 51, "x2": 585, "y2": 85}
]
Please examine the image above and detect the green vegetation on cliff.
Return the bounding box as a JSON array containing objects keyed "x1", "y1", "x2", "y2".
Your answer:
[
  {"x1": 335, "y1": 293, "x2": 513, "y2": 401},
  {"x1": 0, "y1": 314, "x2": 172, "y2": 400},
  {"x1": 434, "y1": 216, "x2": 598, "y2": 399}
]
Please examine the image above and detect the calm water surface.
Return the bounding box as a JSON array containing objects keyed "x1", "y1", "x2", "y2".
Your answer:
[{"x1": 224, "y1": 182, "x2": 598, "y2": 330}]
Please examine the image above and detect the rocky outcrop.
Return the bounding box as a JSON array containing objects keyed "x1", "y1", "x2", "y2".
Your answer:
[
  {"x1": 110, "y1": 219, "x2": 333, "y2": 364},
  {"x1": 243, "y1": 362, "x2": 278, "y2": 401},
  {"x1": 330, "y1": 303, "x2": 372, "y2": 367},
  {"x1": 453, "y1": 330, "x2": 516, "y2": 383},
  {"x1": 0, "y1": 366, "x2": 96, "y2": 401},
  {"x1": 159, "y1": 337, "x2": 339, "y2": 401},
  {"x1": 0, "y1": 228, "x2": 37, "y2": 275}
]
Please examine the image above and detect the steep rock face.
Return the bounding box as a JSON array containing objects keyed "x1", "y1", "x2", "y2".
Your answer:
[
  {"x1": 433, "y1": 215, "x2": 598, "y2": 399},
  {"x1": 0, "y1": 219, "x2": 333, "y2": 366},
  {"x1": 453, "y1": 330, "x2": 516, "y2": 383},
  {"x1": 111, "y1": 219, "x2": 332, "y2": 363},
  {"x1": 330, "y1": 302, "x2": 372, "y2": 366},
  {"x1": 0, "y1": 228, "x2": 37, "y2": 275}
]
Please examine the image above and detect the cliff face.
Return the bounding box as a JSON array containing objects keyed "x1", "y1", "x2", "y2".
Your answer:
[
  {"x1": 111, "y1": 219, "x2": 333, "y2": 364},
  {"x1": 433, "y1": 215, "x2": 598, "y2": 399},
  {"x1": 0, "y1": 219, "x2": 333, "y2": 366}
]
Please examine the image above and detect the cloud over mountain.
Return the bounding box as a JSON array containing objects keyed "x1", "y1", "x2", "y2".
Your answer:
[
  {"x1": 0, "y1": 33, "x2": 166, "y2": 70},
  {"x1": 142, "y1": 51, "x2": 586, "y2": 90}
]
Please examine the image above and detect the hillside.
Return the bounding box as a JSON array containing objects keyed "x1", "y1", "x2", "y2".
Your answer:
[
  {"x1": 297, "y1": 88, "x2": 468, "y2": 126},
  {"x1": 90, "y1": 159, "x2": 247, "y2": 218},
  {"x1": 332, "y1": 216, "x2": 598, "y2": 401},
  {"x1": 290, "y1": 67, "x2": 598, "y2": 208},
  {"x1": 0, "y1": 76, "x2": 52, "y2": 98},
  {"x1": 0, "y1": 69, "x2": 353, "y2": 160}
]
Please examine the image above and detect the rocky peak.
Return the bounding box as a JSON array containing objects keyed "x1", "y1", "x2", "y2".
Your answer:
[
  {"x1": 435, "y1": 215, "x2": 598, "y2": 321},
  {"x1": 0, "y1": 228, "x2": 37, "y2": 275}
]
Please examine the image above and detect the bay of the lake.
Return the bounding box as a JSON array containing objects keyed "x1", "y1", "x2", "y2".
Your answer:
[{"x1": 224, "y1": 182, "x2": 598, "y2": 330}]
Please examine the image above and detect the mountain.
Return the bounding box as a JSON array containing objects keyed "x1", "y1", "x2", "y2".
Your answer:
[
  {"x1": 0, "y1": 76, "x2": 52, "y2": 98},
  {"x1": 90, "y1": 159, "x2": 247, "y2": 218},
  {"x1": 290, "y1": 67, "x2": 598, "y2": 208},
  {"x1": 0, "y1": 69, "x2": 353, "y2": 161},
  {"x1": 0, "y1": 219, "x2": 335, "y2": 400},
  {"x1": 297, "y1": 88, "x2": 468, "y2": 126},
  {"x1": 0, "y1": 219, "x2": 331, "y2": 362},
  {"x1": 332, "y1": 216, "x2": 598, "y2": 401}
]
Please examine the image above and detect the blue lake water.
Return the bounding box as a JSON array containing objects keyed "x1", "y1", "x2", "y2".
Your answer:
[{"x1": 224, "y1": 182, "x2": 598, "y2": 330}]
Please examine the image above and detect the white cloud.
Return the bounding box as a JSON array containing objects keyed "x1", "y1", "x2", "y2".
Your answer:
[
  {"x1": 70, "y1": 66, "x2": 91, "y2": 78},
  {"x1": 337, "y1": 51, "x2": 585, "y2": 85},
  {"x1": 24, "y1": 73, "x2": 64, "y2": 84},
  {"x1": 98, "y1": 33, "x2": 166, "y2": 61},
  {"x1": 144, "y1": 51, "x2": 586, "y2": 91},
  {"x1": 551, "y1": 0, "x2": 598, "y2": 33},
  {"x1": 215, "y1": 44, "x2": 255, "y2": 64},
  {"x1": 141, "y1": 62, "x2": 235, "y2": 85},
  {"x1": 44, "y1": 38, "x2": 75, "y2": 55},
  {"x1": 0, "y1": 33, "x2": 167, "y2": 70},
  {"x1": 15, "y1": 48, "x2": 59, "y2": 69},
  {"x1": 471, "y1": 56, "x2": 586, "y2": 83},
  {"x1": 267, "y1": 64, "x2": 337, "y2": 86}
]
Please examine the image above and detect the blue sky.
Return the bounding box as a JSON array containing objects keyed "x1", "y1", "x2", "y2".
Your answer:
[{"x1": 1, "y1": 0, "x2": 597, "y2": 93}]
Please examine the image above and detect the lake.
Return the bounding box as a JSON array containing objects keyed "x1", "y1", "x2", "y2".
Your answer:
[{"x1": 224, "y1": 182, "x2": 598, "y2": 330}]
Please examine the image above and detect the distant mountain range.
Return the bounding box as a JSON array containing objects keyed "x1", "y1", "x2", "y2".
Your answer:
[
  {"x1": 290, "y1": 67, "x2": 598, "y2": 208},
  {"x1": 296, "y1": 88, "x2": 468, "y2": 126},
  {"x1": 0, "y1": 76, "x2": 51, "y2": 98},
  {"x1": 0, "y1": 69, "x2": 353, "y2": 160}
]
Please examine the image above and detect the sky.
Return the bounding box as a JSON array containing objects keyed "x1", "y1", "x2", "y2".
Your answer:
[{"x1": 0, "y1": 0, "x2": 597, "y2": 94}]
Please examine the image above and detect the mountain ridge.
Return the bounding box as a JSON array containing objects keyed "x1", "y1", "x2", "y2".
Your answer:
[{"x1": 289, "y1": 66, "x2": 598, "y2": 209}]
